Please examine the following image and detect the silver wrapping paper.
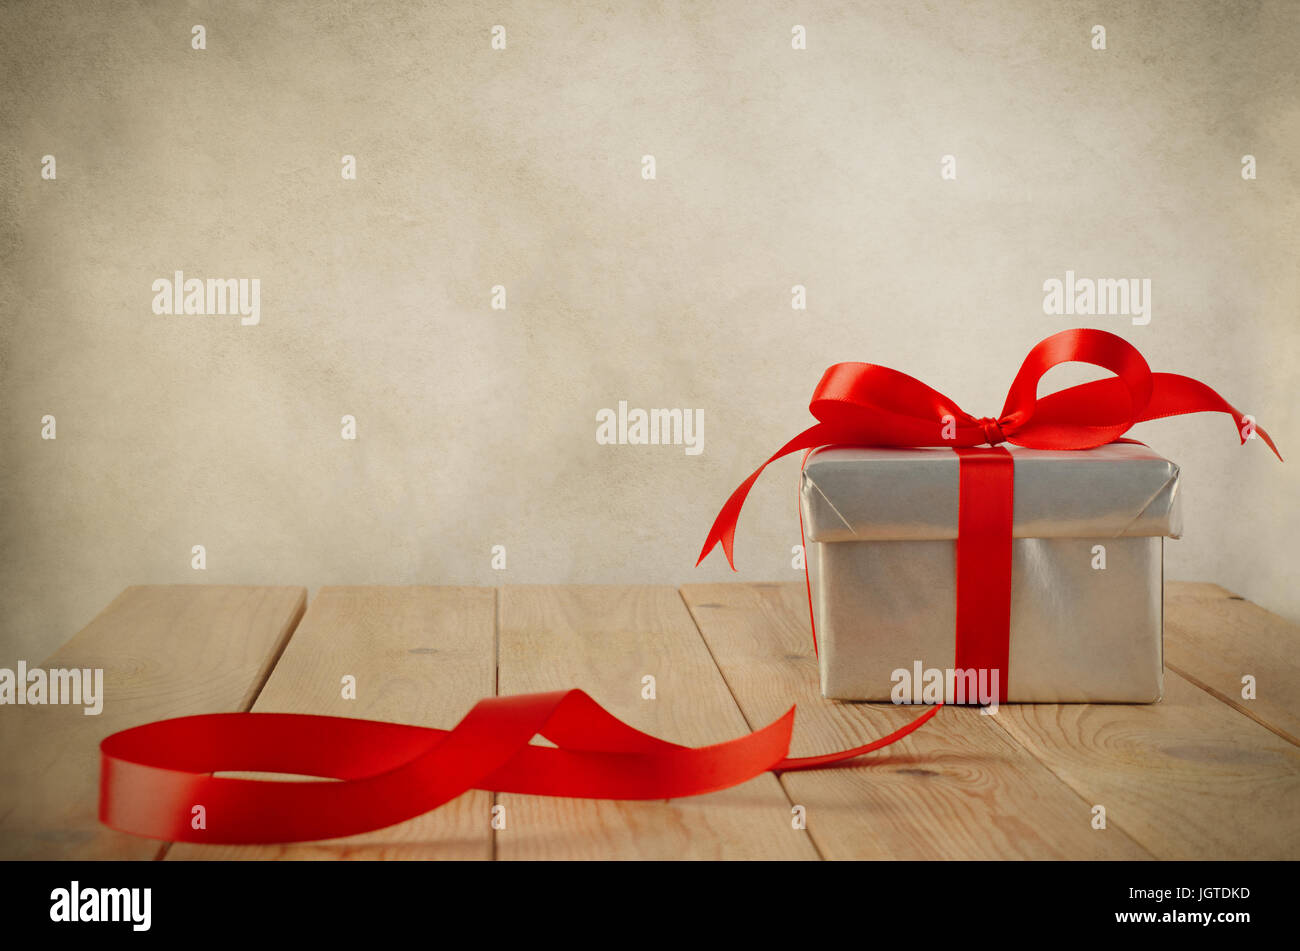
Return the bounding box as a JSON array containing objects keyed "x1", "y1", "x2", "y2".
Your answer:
[{"x1": 800, "y1": 444, "x2": 1180, "y2": 703}]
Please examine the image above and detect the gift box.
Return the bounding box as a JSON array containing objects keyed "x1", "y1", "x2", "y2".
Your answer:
[
  {"x1": 699, "y1": 329, "x2": 1277, "y2": 709},
  {"x1": 800, "y1": 443, "x2": 1181, "y2": 703}
]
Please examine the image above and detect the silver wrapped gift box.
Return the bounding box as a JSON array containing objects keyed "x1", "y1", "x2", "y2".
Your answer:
[{"x1": 800, "y1": 443, "x2": 1181, "y2": 703}]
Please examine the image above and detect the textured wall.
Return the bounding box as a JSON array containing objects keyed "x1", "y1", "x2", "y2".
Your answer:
[{"x1": 2, "y1": 0, "x2": 1297, "y2": 663}]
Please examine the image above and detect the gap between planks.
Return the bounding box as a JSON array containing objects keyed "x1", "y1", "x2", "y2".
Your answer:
[
  {"x1": 675, "y1": 588, "x2": 827, "y2": 861},
  {"x1": 1160, "y1": 583, "x2": 1298, "y2": 747},
  {"x1": 164, "y1": 586, "x2": 497, "y2": 860},
  {"x1": 154, "y1": 591, "x2": 307, "y2": 861},
  {"x1": 493, "y1": 586, "x2": 818, "y2": 859},
  {"x1": 1168, "y1": 661, "x2": 1298, "y2": 746}
]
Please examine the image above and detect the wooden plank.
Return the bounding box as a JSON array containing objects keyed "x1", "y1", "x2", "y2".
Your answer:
[
  {"x1": 681, "y1": 582, "x2": 1152, "y2": 859},
  {"x1": 0, "y1": 585, "x2": 306, "y2": 860},
  {"x1": 990, "y1": 669, "x2": 1300, "y2": 859},
  {"x1": 496, "y1": 585, "x2": 819, "y2": 860},
  {"x1": 167, "y1": 586, "x2": 496, "y2": 860},
  {"x1": 1164, "y1": 581, "x2": 1300, "y2": 745}
]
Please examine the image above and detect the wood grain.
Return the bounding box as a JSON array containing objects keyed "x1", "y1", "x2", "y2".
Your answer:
[
  {"x1": 167, "y1": 586, "x2": 496, "y2": 860},
  {"x1": 681, "y1": 582, "x2": 1152, "y2": 859},
  {"x1": 0, "y1": 585, "x2": 306, "y2": 860},
  {"x1": 990, "y1": 669, "x2": 1300, "y2": 859},
  {"x1": 496, "y1": 585, "x2": 819, "y2": 860},
  {"x1": 1164, "y1": 581, "x2": 1300, "y2": 745}
]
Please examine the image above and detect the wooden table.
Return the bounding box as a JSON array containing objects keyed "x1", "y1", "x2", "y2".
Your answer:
[{"x1": 2, "y1": 582, "x2": 1296, "y2": 860}]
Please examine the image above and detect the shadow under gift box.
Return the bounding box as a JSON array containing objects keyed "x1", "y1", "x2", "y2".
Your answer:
[{"x1": 800, "y1": 443, "x2": 1181, "y2": 703}]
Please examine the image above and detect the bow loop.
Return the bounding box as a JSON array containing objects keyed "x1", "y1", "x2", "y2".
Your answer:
[
  {"x1": 809, "y1": 362, "x2": 970, "y2": 444},
  {"x1": 998, "y1": 328, "x2": 1154, "y2": 448}
]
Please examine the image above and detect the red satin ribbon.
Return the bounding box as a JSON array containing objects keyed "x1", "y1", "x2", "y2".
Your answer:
[
  {"x1": 100, "y1": 690, "x2": 940, "y2": 844},
  {"x1": 953, "y1": 447, "x2": 1014, "y2": 704}
]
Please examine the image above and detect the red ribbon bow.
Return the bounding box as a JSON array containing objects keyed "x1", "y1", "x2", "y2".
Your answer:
[{"x1": 699, "y1": 328, "x2": 1280, "y2": 571}]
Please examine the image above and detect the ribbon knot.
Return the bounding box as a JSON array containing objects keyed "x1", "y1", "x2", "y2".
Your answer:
[{"x1": 977, "y1": 417, "x2": 1006, "y2": 446}]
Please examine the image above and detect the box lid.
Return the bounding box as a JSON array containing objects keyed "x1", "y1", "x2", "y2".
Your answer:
[{"x1": 800, "y1": 443, "x2": 1181, "y2": 542}]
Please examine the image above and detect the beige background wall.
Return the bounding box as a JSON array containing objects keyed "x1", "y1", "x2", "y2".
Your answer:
[{"x1": 2, "y1": 0, "x2": 1297, "y2": 663}]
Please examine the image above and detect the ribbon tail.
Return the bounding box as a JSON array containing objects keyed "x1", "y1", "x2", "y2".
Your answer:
[
  {"x1": 774, "y1": 704, "x2": 942, "y2": 771},
  {"x1": 697, "y1": 421, "x2": 838, "y2": 569},
  {"x1": 1142, "y1": 373, "x2": 1282, "y2": 460},
  {"x1": 798, "y1": 448, "x2": 819, "y2": 655}
]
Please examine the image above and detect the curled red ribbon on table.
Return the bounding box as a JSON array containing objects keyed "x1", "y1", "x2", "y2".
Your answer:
[
  {"x1": 99, "y1": 329, "x2": 1277, "y2": 845},
  {"x1": 699, "y1": 327, "x2": 1280, "y2": 702},
  {"x1": 100, "y1": 689, "x2": 940, "y2": 843}
]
